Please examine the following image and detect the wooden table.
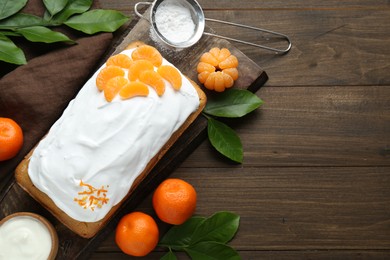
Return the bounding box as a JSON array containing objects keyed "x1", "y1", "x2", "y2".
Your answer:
[
  {"x1": 86, "y1": 0, "x2": 390, "y2": 259},
  {"x1": 7, "y1": 0, "x2": 387, "y2": 259},
  {"x1": 89, "y1": 0, "x2": 390, "y2": 259}
]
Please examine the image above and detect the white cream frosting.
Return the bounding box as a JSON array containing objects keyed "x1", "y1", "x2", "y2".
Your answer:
[{"x1": 28, "y1": 48, "x2": 200, "y2": 222}]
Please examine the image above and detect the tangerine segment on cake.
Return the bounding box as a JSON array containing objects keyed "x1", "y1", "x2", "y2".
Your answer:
[
  {"x1": 15, "y1": 42, "x2": 206, "y2": 238},
  {"x1": 119, "y1": 81, "x2": 149, "y2": 100},
  {"x1": 96, "y1": 66, "x2": 125, "y2": 91},
  {"x1": 158, "y1": 65, "x2": 182, "y2": 90},
  {"x1": 131, "y1": 44, "x2": 163, "y2": 67},
  {"x1": 106, "y1": 53, "x2": 133, "y2": 69},
  {"x1": 127, "y1": 60, "x2": 155, "y2": 81}
]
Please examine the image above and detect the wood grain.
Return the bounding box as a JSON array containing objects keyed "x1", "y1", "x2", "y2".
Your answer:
[
  {"x1": 94, "y1": 1, "x2": 390, "y2": 259},
  {"x1": 201, "y1": 9, "x2": 390, "y2": 86},
  {"x1": 101, "y1": 0, "x2": 390, "y2": 11},
  {"x1": 0, "y1": 4, "x2": 268, "y2": 260},
  {"x1": 96, "y1": 167, "x2": 390, "y2": 252},
  {"x1": 197, "y1": 0, "x2": 390, "y2": 9},
  {"x1": 90, "y1": 250, "x2": 390, "y2": 260},
  {"x1": 1, "y1": 0, "x2": 389, "y2": 259},
  {"x1": 185, "y1": 85, "x2": 390, "y2": 167}
]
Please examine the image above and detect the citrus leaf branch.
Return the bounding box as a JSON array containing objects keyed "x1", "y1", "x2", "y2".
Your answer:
[
  {"x1": 64, "y1": 9, "x2": 129, "y2": 34},
  {"x1": 0, "y1": 0, "x2": 129, "y2": 65},
  {"x1": 0, "y1": 33, "x2": 26, "y2": 64},
  {"x1": 203, "y1": 88, "x2": 263, "y2": 118},
  {"x1": 0, "y1": 0, "x2": 28, "y2": 20},
  {"x1": 43, "y1": 0, "x2": 68, "y2": 17},
  {"x1": 202, "y1": 88, "x2": 263, "y2": 163},
  {"x1": 16, "y1": 26, "x2": 74, "y2": 43},
  {"x1": 158, "y1": 212, "x2": 240, "y2": 260},
  {"x1": 207, "y1": 117, "x2": 243, "y2": 163}
]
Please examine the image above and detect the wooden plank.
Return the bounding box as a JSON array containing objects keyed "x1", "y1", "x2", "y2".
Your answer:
[
  {"x1": 90, "y1": 250, "x2": 390, "y2": 259},
  {"x1": 101, "y1": 0, "x2": 390, "y2": 11},
  {"x1": 0, "y1": 6, "x2": 268, "y2": 260},
  {"x1": 100, "y1": 3, "x2": 390, "y2": 86},
  {"x1": 93, "y1": 0, "x2": 390, "y2": 259},
  {"x1": 183, "y1": 85, "x2": 390, "y2": 167},
  {"x1": 198, "y1": 9, "x2": 390, "y2": 86},
  {"x1": 107, "y1": 9, "x2": 267, "y2": 92},
  {"x1": 97, "y1": 166, "x2": 390, "y2": 251},
  {"x1": 198, "y1": 0, "x2": 390, "y2": 9},
  {"x1": 93, "y1": 1, "x2": 390, "y2": 259},
  {"x1": 0, "y1": 117, "x2": 208, "y2": 259},
  {"x1": 101, "y1": 3, "x2": 390, "y2": 87}
]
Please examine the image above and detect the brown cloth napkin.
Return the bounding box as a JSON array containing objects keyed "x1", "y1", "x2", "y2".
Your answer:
[{"x1": 0, "y1": 0, "x2": 113, "y2": 187}]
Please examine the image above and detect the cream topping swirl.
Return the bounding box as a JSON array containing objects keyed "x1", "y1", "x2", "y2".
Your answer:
[
  {"x1": 0, "y1": 216, "x2": 52, "y2": 260},
  {"x1": 28, "y1": 48, "x2": 200, "y2": 222}
]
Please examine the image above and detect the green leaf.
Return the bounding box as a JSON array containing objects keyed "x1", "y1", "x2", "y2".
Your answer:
[
  {"x1": 204, "y1": 89, "x2": 264, "y2": 118},
  {"x1": 159, "y1": 216, "x2": 206, "y2": 249},
  {"x1": 0, "y1": 13, "x2": 44, "y2": 30},
  {"x1": 190, "y1": 212, "x2": 240, "y2": 245},
  {"x1": 43, "y1": 0, "x2": 69, "y2": 16},
  {"x1": 185, "y1": 241, "x2": 241, "y2": 260},
  {"x1": 0, "y1": 0, "x2": 28, "y2": 20},
  {"x1": 16, "y1": 26, "x2": 74, "y2": 43},
  {"x1": 0, "y1": 34, "x2": 26, "y2": 65},
  {"x1": 0, "y1": 30, "x2": 20, "y2": 36},
  {"x1": 64, "y1": 9, "x2": 128, "y2": 34},
  {"x1": 207, "y1": 118, "x2": 243, "y2": 163},
  {"x1": 160, "y1": 250, "x2": 177, "y2": 260},
  {"x1": 50, "y1": 0, "x2": 93, "y2": 24}
]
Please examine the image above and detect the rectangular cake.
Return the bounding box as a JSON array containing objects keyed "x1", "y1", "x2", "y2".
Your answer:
[{"x1": 15, "y1": 41, "x2": 206, "y2": 238}]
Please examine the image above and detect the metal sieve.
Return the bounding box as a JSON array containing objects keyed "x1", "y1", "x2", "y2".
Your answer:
[{"x1": 135, "y1": 0, "x2": 291, "y2": 53}]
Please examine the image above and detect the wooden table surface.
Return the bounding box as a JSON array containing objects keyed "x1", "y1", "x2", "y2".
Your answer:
[{"x1": 92, "y1": 0, "x2": 389, "y2": 259}]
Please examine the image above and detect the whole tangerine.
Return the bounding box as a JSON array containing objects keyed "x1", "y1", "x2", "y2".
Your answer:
[
  {"x1": 115, "y1": 212, "x2": 159, "y2": 257},
  {"x1": 153, "y1": 178, "x2": 197, "y2": 225},
  {"x1": 0, "y1": 117, "x2": 24, "y2": 162}
]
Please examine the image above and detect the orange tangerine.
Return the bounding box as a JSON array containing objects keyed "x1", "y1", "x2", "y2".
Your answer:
[
  {"x1": 139, "y1": 70, "x2": 165, "y2": 96},
  {"x1": 198, "y1": 71, "x2": 211, "y2": 84},
  {"x1": 200, "y1": 52, "x2": 219, "y2": 67},
  {"x1": 204, "y1": 71, "x2": 234, "y2": 92},
  {"x1": 153, "y1": 178, "x2": 197, "y2": 225},
  {"x1": 132, "y1": 45, "x2": 163, "y2": 67},
  {"x1": 119, "y1": 81, "x2": 149, "y2": 99},
  {"x1": 197, "y1": 62, "x2": 215, "y2": 74},
  {"x1": 222, "y1": 67, "x2": 239, "y2": 81},
  {"x1": 104, "y1": 76, "x2": 129, "y2": 102},
  {"x1": 115, "y1": 212, "x2": 159, "y2": 257},
  {"x1": 157, "y1": 65, "x2": 182, "y2": 90},
  {"x1": 209, "y1": 47, "x2": 231, "y2": 63},
  {"x1": 219, "y1": 55, "x2": 239, "y2": 70},
  {"x1": 128, "y1": 60, "x2": 155, "y2": 81},
  {"x1": 0, "y1": 117, "x2": 24, "y2": 161},
  {"x1": 96, "y1": 66, "x2": 125, "y2": 91},
  {"x1": 106, "y1": 54, "x2": 133, "y2": 69},
  {"x1": 208, "y1": 47, "x2": 220, "y2": 59}
]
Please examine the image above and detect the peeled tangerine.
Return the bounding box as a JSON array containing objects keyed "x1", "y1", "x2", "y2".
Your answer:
[{"x1": 197, "y1": 47, "x2": 239, "y2": 92}]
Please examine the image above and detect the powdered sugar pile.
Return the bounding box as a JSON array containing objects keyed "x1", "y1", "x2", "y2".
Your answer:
[{"x1": 154, "y1": 0, "x2": 196, "y2": 44}]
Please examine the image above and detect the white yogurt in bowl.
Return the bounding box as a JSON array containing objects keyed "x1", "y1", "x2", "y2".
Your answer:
[{"x1": 0, "y1": 212, "x2": 58, "y2": 260}]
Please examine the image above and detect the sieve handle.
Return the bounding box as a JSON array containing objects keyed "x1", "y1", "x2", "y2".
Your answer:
[
  {"x1": 134, "y1": 2, "x2": 152, "y2": 20},
  {"x1": 204, "y1": 18, "x2": 292, "y2": 54}
]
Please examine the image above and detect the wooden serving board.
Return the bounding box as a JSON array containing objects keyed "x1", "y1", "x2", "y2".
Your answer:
[{"x1": 0, "y1": 8, "x2": 267, "y2": 259}]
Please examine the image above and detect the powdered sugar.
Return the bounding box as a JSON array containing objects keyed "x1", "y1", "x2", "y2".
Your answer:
[{"x1": 154, "y1": 0, "x2": 196, "y2": 44}]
